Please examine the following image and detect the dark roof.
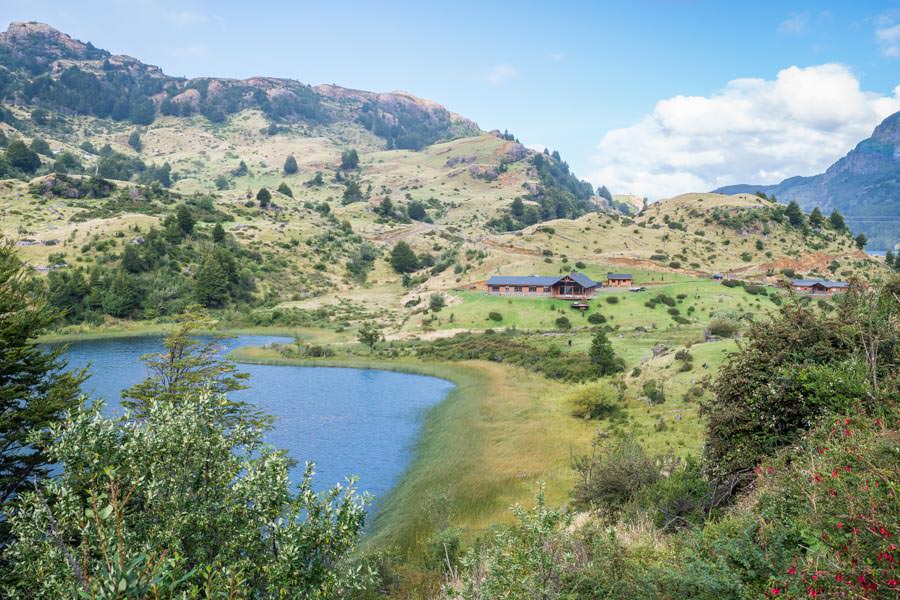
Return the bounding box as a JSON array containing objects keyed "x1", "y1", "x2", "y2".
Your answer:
[
  {"x1": 487, "y1": 271, "x2": 598, "y2": 288},
  {"x1": 791, "y1": 279, "x2": 849, "y2": 288},
  {"x1": 607, "y1": 273, "x2": 633, "y2": 279},
  {"x1": 487, "y1": 275, "x2": 559, "y2": 286}
]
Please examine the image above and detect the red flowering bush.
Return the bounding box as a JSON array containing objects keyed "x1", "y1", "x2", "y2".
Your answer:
[{"x1": 757, "y1": 416, "x2": 898, "y2": 598}]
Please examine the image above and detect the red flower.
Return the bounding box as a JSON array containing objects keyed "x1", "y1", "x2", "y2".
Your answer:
[
  {"x1": 771, "y1": 588, "x2": 781, "y2": 596},
  {"x1": 788, "y1": 567, "x2": 796, "y2": 575},
  {"x1": 837, "y1": 522, "x2": 844, "y2": 529}
]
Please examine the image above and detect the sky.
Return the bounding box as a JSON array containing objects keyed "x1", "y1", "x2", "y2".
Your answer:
[{"x1": 4, "y1": 0, "x2": 900, "y2": 198}]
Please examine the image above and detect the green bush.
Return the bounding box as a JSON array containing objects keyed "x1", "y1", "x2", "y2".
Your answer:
[
  {"x1": 555, "y1": 316, "x2": 572, "y2": 330},
  {"x1": 487, "y1": 311, "x2": 503, "y2": 322},
  {"x1": 587, "y1": 312, "x2": 606, "y2": 324},
  {"x1": 605, "y1": 296, "x2": 619, "y2": 304},
  {"x1": 567, "y1": 381, "x2": 622, "y2": 420}
]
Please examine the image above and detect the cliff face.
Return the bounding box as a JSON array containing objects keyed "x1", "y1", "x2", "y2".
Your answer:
[
  {"x1": 715, "y1": 111, "x2": 900, "y2": 250},
  {"x1": 0, "y1": 22, "x2": 480, "y2": 149}
]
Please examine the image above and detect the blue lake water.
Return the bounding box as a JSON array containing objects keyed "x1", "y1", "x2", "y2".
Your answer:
[{"x1": 60, "y1": 335, "x2": 455, "y2": 508}]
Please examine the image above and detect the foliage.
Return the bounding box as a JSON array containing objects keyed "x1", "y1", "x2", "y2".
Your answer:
[
  {"x1": 4, "y1": 140, "x2": 41, "y2": 174},
  {"x1": 0, "y1": 240, "x2": 84, "y2": 545},
  {"x1": 429, "y1": 293, "x2": 446, "y2": 312},
  {"x1": 277, "y1": 181, "x2": 293, "y2": 197},
  {"x1": 3, "y1": 391, "x2": 373, "y2": 598},
  {"x1": 588, "y1": 328, "x2": 624, "y2": 376},
  {"x1": 256, "y1": 187, "x2": 271, "y2": 209},
  {"x1": 357, "y1": 321, "x2": 384, "y2": 351},
  {"x1": 567, "y1": 381, "x2": 622, "y2": 420},
  {"x1": 389, "y1": 241, "x2": 419, "y2": 274},
  {"x1": 283, "y1": 154, "x2": 298, "y2": 174},
  {"x1": 554, "y1": 316, "x2": 571, "y2": 330},
  {"x1": 340, "y1": 149, "x2": 359, "y2": 170}
]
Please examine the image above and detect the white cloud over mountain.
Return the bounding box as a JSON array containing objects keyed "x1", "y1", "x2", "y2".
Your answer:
[{"x1": 588, "y1": 64, "x2": 900, "y2": 200}]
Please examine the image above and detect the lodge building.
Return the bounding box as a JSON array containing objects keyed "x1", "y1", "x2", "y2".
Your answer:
[
  {"x1": 790, "y1": 279, "x2": 849, "y2": 294},
  {"x1": 606, "y1": 273, "x2": 633, "y2": 287},
  {"x1": 486, "y1": 271, "x2": 600, "y2": 299}
]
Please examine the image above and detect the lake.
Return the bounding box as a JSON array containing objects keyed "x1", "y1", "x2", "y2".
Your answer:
[{"x1": 60, "y1": 335, "x2": 455, "y2": 508}]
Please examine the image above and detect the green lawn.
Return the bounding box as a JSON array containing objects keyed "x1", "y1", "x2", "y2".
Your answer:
[{"x1": 421, "y1": 279, "x2": 781, "y2": 333}]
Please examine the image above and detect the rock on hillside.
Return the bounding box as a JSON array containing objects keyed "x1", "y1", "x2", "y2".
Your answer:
[
  {"x1": 716, "y1": 111, "x2": 900, "y2": 250},
  {"x1": 0, "y1": 21, "x2": 479, "y2": 149}
]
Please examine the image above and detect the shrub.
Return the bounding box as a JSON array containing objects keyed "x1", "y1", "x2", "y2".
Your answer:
[
  {"x1": 743, "y1": 284, "x2": 767, "y2": 295},
  {"x1": 567, "y1": 381, "x2": 622, "y2": 420},
  {"x1": 487, "y1": 311, "x2": 503, "y2": 322},
  {"x1": 587, "y1": 312, "x2": 606, "y2": 324},
  {"x1": 555, "y1": 316, "x2": 572, "y2": 330},
  {"x1": 429, "y1": 293, "x2": 446, "y2": 312},
  {"x1": 721, "y1": 279, "x2": 742, "y2": 288},
  {"x1": 589, "y1": 329, "x2": 624, "y2": 376},
  {"x1": 707, "y1": 317, "x2": 738, "y2": 338},
  {"x1": 667, "y1": 307, "x2": 680, "y2": 316},
  {"x1": 605, "y1": 296, "x2": 619, "y2": 304},
  {"x1": 642, "y1": 379, "x2": 666, "y2": 404}
]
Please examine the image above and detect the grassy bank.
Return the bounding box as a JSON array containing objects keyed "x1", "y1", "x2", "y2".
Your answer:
[{"x1": 230, "y1": 346, "x2": 596, "y2": 555}]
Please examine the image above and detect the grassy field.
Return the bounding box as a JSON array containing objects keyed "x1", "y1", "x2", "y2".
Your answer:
[{"x1": 409, "y1": 278, "x2": 783, "y2": 334}]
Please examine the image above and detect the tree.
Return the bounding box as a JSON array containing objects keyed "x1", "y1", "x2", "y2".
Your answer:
[
  {"x1": 357, "y1": 321, "x2": 383, "y2": 351},
  {"x1": 389, "y1": 241, "x2": 419, "y2": 273},
  {"x1": 829, "y1": 209, "x2": 846, "y2": 231},
  {"x1": 101, "y1": 270, "x2": 141, "y2": 317},
  {"x1": 854, "y1": 233, "x2": 867, "y2": 249},
  {"x1": 277, "y1": 181, "x2": 293, "y2": 197},
  {"x1": 28, "y1": 137, "x2": 51, "y2": 156},
  {"x1": 375, "y1": 196, "x2": 394, "y2": 218},
  {"x1": 407, "y1": 200, "x2": 427, "y2": 221},
  {"x1": 195, "y1": 252, "x2": 230, "y2": 307},
  {"x1": 342, "y1": 179, "x2": 364, "y2": 204},
  {"x1": 340, "y1": 149, "x2": 359, "y2": 170},
  {"x1": 176, "y1": 204, "x2": 194, "y2": 235},
  {"x1": 4, "y1": 391, "x2": 370, "y2": 597},
  {"x1": 212, "y1": 222, "x2": 226, "y2": 243},
  {"x1": 283, "y1": 154, "x2": 298, "y2": 174},
  {"x1": 120, "y1": 243, "x2": 145, "y2": 273},
  {"x1": 257, "y1": 187, "x2": 271, "y2": 209},
  {"x1": 886, "y1": 250, "x2": 897, "y2": 271},
  {"x1": 121, "y1": 307, "x2": 250, "y2": 416},
  {"x1": 510, "y1": 197, "x2": 525, "y2": 218},
  {"x1": 588, "y1": 328, "x2": 622, "y2": 376},
  {"x1": 5, "y1": 140, "x2": 41, "y2": 174},
  {"x1": 127, "y1": 130, "x2": 142, "y2": 152},
  {"x1": 784, "y1": 201, "x2": 804, "y2": 228},
  {"x1": 0, "y1": 240, "x2": 84, "y2": 545},
  {"x1": 429, "y1": 292, "x2": 445, "y2": 312},
  {"x1": 808, "y1": 206, "x2": 825, "y2": 228}
]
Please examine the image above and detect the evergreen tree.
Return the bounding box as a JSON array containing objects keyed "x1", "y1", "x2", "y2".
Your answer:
[
  {"x1": 212, "y1": 222, "x2": 226, "y2": 243},
  {"x1": 283, "y1": 154, "x2": 298, "y2": 174},
  {"x1": 340, "y1": 149, "x2": 359, "y2": 170},
  {"x1": 829, "y1": 209, "x2": 846, "y2": 231},
  {"x1": 176, "y1": 204, "x2": 195, "y2": 235},
  {"x1": 855, "y1": 233, "x2": 867, "y2": 250},
  {"x1": 28, "y1": 137, "x2": 51, "y2": 156},
  {"x1": 375, "y1": 196, "x2": 394, "y2": 218},
  {"x1": 195, "y1": 252, "x2": 230, "y2": 307},
  {"x1": 102, "y1": 270, "x2": 141, "y2": 317},
  {"x1": 589, "y1": 328, "x2": 622, "y2": 376},
  {"x1": 0, "y1": 240, "x2": 84, "y2": 544},
  {"x1": 127, "y1": 130, "x2": 142, "y2": 152},
  {"x1": 5, "y1": 140, "x2": 41, "y2": 174},
  {"x1": 785, "y1": 201, "x2": 804, "y2": 228},
  {"x1": 121, "y1": 244, "x2": 145, "y2": 273},
  {"x1": 389, "y1": 241, "x2": 419, "y2": 273},
  {"x1": 511, "y1": 197, "x2": 525, "y2": 218},
  {"x1": 277, "y1": 182, "x2": 293, "y2": 197},
  {"x1": 257, "y1": 187, "x2": 271, "y2": 209},
  {"x1": 885, "y1": 250, "x2": 897, "y2": 271},
  {"x1": 809, "y1": 206, "x2": 825, "y2": 228},
  {"x1": 407, "y1": 200, "x2": 427, "y2": 221}
]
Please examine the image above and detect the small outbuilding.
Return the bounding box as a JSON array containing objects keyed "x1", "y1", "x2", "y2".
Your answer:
[
  {"x1": 790, "y1": 279, "x2": 849, "y2": 294},
  {"x1": 606, "y1": 273, "x2": 633, "y2": 287}
]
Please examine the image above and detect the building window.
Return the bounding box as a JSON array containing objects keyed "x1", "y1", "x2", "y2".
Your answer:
[
  {"x1": 529, "y1": 286, "x2": 537, "y2": 293},
  {"x1": 544, "y1": 287, "x2": 551, "y2": 293},
  {"x1": 514, "y1": 286, "x2": 522, "y2": 293}
]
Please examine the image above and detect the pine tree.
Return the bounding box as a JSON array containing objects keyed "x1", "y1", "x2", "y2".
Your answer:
[
  {"x1": 256, "y1": 188, "x2": 271, "y2": 209},
  {"x1": 389, "y1": 241, "x2": 419, "y2": 273},
  {"x1": 855, "y1": 233, "x2": 867, "y2": 250},
  {"x1": 196, "y1": 252, "x2": 229, "y2": 307},
  {"x1": 277, "y1": 182, "x2": 293, "y2": 197},
  {"x1": 177, "y1": 204, "x2": 195, "y2": 235},
  {"x1": 589, "y1": 328, "x2": 622, "y2": 376},
  {"x1": 5, "y1": 140, "x2": 41, "y2": 174},
  {"x1": 809, "y1": 207, "x2": 825, "y2": 228},
  {"x1": 785, "y1": 201, "x2": 804, "y2": 228},
  {"x1": 340, "y1": 149, "x2": 359, "y2": 170},
  {"x1": 283, "y1": 154, "x2": 298, "y2": 174},
  {"x1": 829, "y1": 209, "x2": 846, "y2": 231},
  {"x1": 212, "y1": 222, "x2": 226, "y2": 243},
  {"x1": 0, "y1": 240, "x2": 84, "y2": 544}
]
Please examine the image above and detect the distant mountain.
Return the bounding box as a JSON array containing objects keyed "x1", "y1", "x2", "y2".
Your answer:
[
  {"x1": 0, "y1": 21, "x2": 479, "y2": 150},
  {"x1": 715, "y1": 111, "x2": 900, "y2": 250}
]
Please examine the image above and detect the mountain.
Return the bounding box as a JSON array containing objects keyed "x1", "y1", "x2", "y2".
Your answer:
[
  {"x1": 0, "y1": 21, "x2": 479, "y2": 150},
  {"x1": 715, "y1": 111, "x2": 900, "y2": 251}
]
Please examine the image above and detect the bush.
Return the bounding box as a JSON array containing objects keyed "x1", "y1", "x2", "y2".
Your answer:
[
  {"x1": 743, "y1": 284, "x2": 767, "y2": 295},
  {"x1": 488, "y1": 311, "x2": 503, "y2": 322},
  {"x1": 707, "y1": 317, "x2": 738, "y2": 338},
  {"x1": 605, "y1": 296, "x2": 619, "y2": 304},
  {"x1": 567, "y1": 381, "x2": 622, "y2": 420},
  {"x1": 555, "y1": 316, "x2": 572, "y2": 330},
  {"x1": 721, "y1": 278, "x2": 742, "y2": 288},
  {"x1": 429, "y1": 293, "x2": 446, "y2": 312},
  {"x1": 571, "y1": 436, "x2": 661, "y2": 520},
  {"x1": 642, "y1": 379, "x2": 666, "y2": 404},
  {"x1": 587, "y1": 312, "x2": 606, "y2": 324}
]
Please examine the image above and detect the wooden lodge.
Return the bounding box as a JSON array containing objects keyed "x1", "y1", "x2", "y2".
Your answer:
[
  {"x1": 791, "y1": 279, "x2": 849, "y2": 294},
  {"x1": 606, "y1": 273, "x2": 633, "y2": 287},
  {"x1": 486, "y1": 271, "x2": 599, "y2": 299}
]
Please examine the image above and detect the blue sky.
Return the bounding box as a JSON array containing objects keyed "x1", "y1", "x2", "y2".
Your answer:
[{"x1": 4, "y1": 0, "x2": 900, "y2": 196}]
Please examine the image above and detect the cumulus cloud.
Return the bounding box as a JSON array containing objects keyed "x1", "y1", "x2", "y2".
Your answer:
[
  {"x1": 484, "y1": 63, "x2": 517, "y2": 86},
  {"x1": 877, "y1": 23, "x2": 900, "y2": 57},
  {"x1": 588, "y1": 64, "x2": 900, "y2": 199}
]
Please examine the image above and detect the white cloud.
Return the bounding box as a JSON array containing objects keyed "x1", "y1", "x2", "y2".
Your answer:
[
  {"x1": 877, "y1": 23, "x2": 900, "y2": 57},
  {"x1": 484, "y1": 63, "x2": 517, "y2": 86},
  {"x1": 778, "y1": 12, "x2": 809, "y2": 35},
  {"x1": 549, "y1": 52, "x2": 566, "y2": 61},
  {"x1": 588, "y1": 64, "x2": 900, "y2": 200},
  {"x1": 166, "y1": 10, "x2": 210, "y2": 27}
]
